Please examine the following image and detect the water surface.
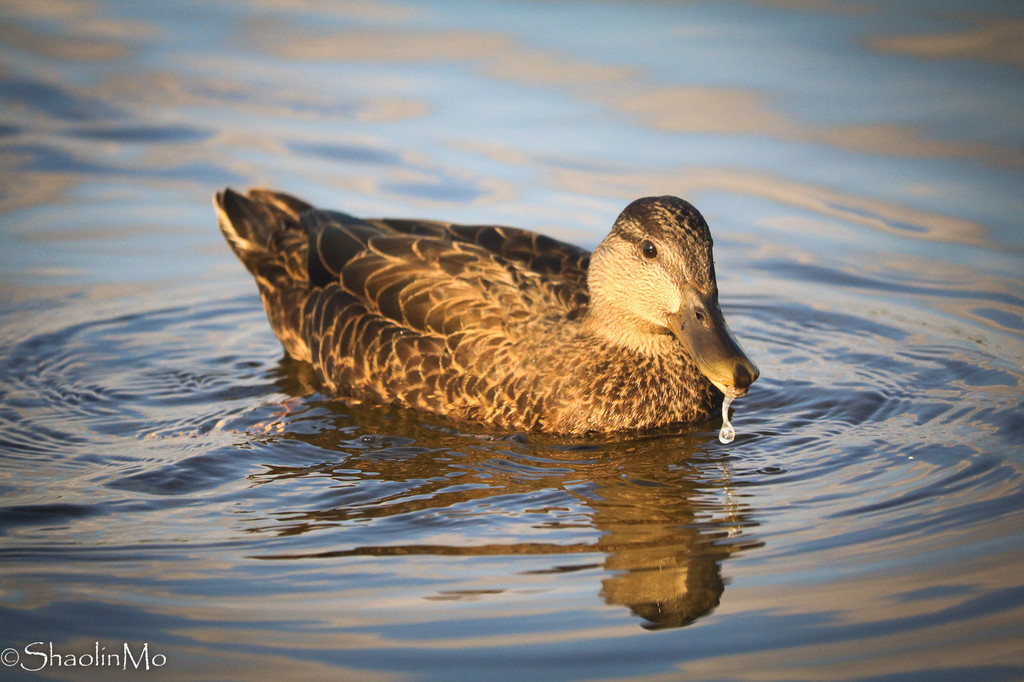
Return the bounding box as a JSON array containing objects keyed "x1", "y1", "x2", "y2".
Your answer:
[{"x1": 2, "y1": 1, "x2": 1023, "y2": 680}]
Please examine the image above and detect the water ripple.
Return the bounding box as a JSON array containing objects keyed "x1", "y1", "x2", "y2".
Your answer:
[{"x1": 0, "y1": 0, "x2": 1022, "y2": 674}]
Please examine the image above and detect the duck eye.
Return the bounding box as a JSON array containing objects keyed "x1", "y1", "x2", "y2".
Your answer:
[{"x1": 641, "y1": 240, "x2": 658, "y2": 259}]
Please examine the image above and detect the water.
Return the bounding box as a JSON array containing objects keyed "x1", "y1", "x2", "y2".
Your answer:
[
  {"x1": 2, "y1": 1, "x2": 1023, "y2": 679},
  {"x1": 719, "y1": 391, "x2": 736, "y2": 445}
]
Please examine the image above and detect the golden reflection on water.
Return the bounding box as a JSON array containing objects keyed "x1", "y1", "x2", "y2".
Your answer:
[
  {"x1": 541, "y1": 163, "x2": 992, "y2": 247},
  {"x1": 1, "y1": 1, "x2": 1022, "y2": 677},
  {"x1": 2, "y1": 0, "x2": 1014, "y2": 247},
  {"x1": 241, "y1": 389, "x2": 759, "y2": 630},
  {"x1": 257, "y1": 25, "x2": 513, "y2": 63},
  {"x1": 671, "y1": 547, "x2": 1024, "y2": 682},
  {"x1": 870, "y1": 18, "x2": 1024, "y2": 68},
  {"x1": 249, "y1": 9, "x2": 1023, "y2": 167},
  {"x1": 54, "y1": 636, "x2": 401, "y2": 682},
  {"x1": 0, "y1": 16, "x2": 132, "y2": 61},
  {"x1": 0, "y1": 0, "x2": 153, "y2": 56}
]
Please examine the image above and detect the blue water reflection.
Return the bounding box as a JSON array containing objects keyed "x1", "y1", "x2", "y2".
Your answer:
[{"x1": 1, "y1": 1, "x2": 1023, "y2": 680}]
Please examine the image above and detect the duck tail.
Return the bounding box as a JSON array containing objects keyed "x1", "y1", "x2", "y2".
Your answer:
[
  {"x1": 214, "y1": 188, "x2": 310, "y2": 274},
  {"x1": 214, "y1": 187, "x2": 315, "y2": 361}
]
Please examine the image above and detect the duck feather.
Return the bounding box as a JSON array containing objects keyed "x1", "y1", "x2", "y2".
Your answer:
[{"x1": 214, "y1": 187, "x2": 758, "y2": 434}]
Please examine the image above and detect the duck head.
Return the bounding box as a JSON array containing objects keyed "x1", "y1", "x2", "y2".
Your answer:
[{"x1": 586, "y1": 196, "x2": 759, "y2": 396}]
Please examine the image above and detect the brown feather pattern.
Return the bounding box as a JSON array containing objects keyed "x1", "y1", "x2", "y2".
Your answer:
[{"x1": 214, "y1": 188, "x2": 730, "y2": 434}]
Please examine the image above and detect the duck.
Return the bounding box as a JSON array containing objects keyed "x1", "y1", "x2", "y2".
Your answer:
[{"x1": 214, "y1": 188, "x2": 758, "y2": 435}]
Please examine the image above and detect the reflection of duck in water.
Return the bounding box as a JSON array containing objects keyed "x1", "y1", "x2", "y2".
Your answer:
[
  {"x1": 215, "y1": 188, "x2": 758, "y2": 434},
  {"x1": 595, "y1": 474, "x2": 737, "y2": 630},
  {"x1": 247, "y1": 406, "x2": 756, "y2": 630}
]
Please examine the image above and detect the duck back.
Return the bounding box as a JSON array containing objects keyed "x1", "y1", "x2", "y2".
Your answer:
[{"x1": 215, "y1": 188, "x2": 616, "y2": 431}]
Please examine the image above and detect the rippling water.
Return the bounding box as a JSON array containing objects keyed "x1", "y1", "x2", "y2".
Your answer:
[{"x1": 2, "y1": 1, "x2": 1023, "y2": 680}]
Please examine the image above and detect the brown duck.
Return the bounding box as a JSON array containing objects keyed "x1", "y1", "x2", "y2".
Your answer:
[{"x1": 215, "y1": 188, "x2": 758, "y2": 435}]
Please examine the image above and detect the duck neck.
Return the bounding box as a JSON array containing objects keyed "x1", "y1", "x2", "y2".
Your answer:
[{"x1": 580, "y1": 304, "x2": 677, "y2": 357}]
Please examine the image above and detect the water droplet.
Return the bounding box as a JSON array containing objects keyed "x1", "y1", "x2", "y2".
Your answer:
[{"x1": 719, "y1": 390, "x2": 736, "y2": 444}]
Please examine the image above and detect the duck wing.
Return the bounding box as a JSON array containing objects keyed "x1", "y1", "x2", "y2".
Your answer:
[
  {"x1": 305, "y1": 211, "x2": 589, "y2": 340},
  {"x1": 229, "y1": 188, "x2": 592, "y2": 287},
  {"x1": 367, "y1": 218, "x2": 591, "y2": 287},
  {"x1": 297, "y1": 209, "x2": 589, "y2": 423},
  {"x1": 218, "y1": 188, "x2": 592, "y2": 424}
]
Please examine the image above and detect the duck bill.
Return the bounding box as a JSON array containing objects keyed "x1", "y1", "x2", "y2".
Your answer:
[{"x1": 668, "y1": 288, "x2": 759, "y2": 397}]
